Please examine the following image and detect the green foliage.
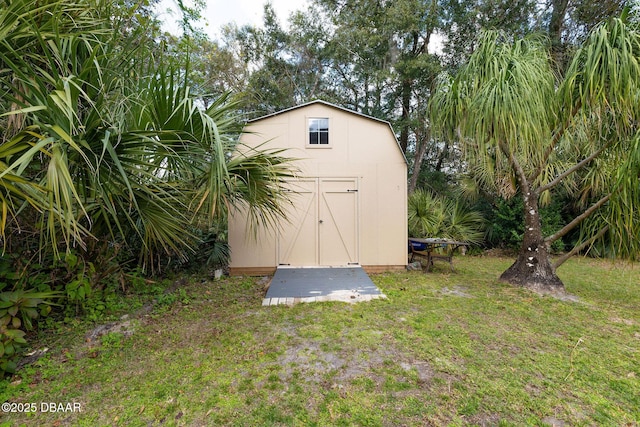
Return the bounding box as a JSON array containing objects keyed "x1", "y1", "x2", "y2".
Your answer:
[
  {"x1": 0, "y1": 327, "x2": 25, "y2": 375},
  {"x1": 0, "y1": 246, "x2": 134, "y2": 376},
  {"x1": 413, "y1": 169, "x2": 456, "y2": 196},
  {"x1": 57, "y1": 253, "x2": 93, "y2": 313},
  {"x1": 0, "y1": 289, "x2": 58, "y2": 331},
  {"x1": 431, "y1": 17, "x2": 640, "y2": 282},
  {"x1": 185, "y1": 225, "x2": 230, "y2": 271},
  {"x1": 486, "y1": 197, "x2": 566, "y2": 252},
  {"x1": 0, "y1": 278, "x2": 59, "y2": 376},
  {"x1": 408, "y1": 189, "x2": 485, "y2": 245},
  {"x1": 485, "y1": 197, "x2": 523, "y2": 250},
  {"x1": 0, "y1": 0, "x2": 295, "y2": 274},
  {"x1": 541, "y1": 201, "x2": 567, "y2": 253}
]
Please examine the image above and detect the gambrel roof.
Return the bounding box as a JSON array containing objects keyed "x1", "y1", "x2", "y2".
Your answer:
[{"x1": 247, "y1": 100, "x2": 407, "y2": 163}]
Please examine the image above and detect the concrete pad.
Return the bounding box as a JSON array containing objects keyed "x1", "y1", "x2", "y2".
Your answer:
[{"x1": 263, "y1": 266, "x2": 386, "y2": 306}]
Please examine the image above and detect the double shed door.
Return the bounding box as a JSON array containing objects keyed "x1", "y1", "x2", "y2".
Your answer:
[{"x1": 278, "y1": 178, "x2": 359, "y2": 267}]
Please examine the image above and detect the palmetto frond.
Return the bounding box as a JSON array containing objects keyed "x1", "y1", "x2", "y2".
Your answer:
[
  {"x1": 408, "y1": 189, "x2": 484, "y2": 245},
  {"x1": 0, "y1": 0, "x2": 296, "y2": 269}
]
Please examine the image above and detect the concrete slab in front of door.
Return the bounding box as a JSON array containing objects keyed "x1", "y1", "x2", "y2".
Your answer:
[{"x1": 263, "y1": 266, "x2": 386, "y2": 306}]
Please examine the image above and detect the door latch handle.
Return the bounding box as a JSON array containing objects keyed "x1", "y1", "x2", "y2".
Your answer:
[{"x1": 319, "y1": 219, "x2": 323, "y2": 224}]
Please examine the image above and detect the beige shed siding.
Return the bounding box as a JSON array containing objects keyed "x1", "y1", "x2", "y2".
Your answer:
[{"x1": 228, "y1": 101, "x2": 407, "y2": 274}]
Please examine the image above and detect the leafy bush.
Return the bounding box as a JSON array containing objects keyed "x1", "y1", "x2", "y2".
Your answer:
[
  {"x1": 198, "y1": 231, "x2": 230, "y2": 270},
  {"x1": 0, "y1": 271, "x2": 60, "y2": 376},
  {"x1": 484, "y1": 197, "x2": 523, "y2": 250},
  {"x1": 180, "y1": 225, "x2": 230, "y2": 273},
  {"x1": 485, "y1": 196, "x2": 566, "y2": 253},
  {"x1": 408, "y1": 190, "x2": 485, "y2": 245},
  {"x1": 0, "y1": 247, "x2": 130, "y2": 376}
]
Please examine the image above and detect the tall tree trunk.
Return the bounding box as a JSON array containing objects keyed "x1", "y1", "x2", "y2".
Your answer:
[
  {"x1": 499, "y1": 192, "x2": 566, "y2": 294},
  {"x1": 408, "y1": 126, "x2": 430, "y2": 193},
  {"x1": 399, "y1": 79, "x2": 411, "y2": 154},
  {"x1": 549, "y1": 0, "x2": 570, "y2": 71}
]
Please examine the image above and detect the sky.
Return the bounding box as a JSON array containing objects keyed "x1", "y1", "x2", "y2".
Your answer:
[
  {"x1": 158, "y1": 0, "x2": 309, "y2": 39},
  {"x1": 158, "y1": 0, "x2": 443, "y2": 53}
]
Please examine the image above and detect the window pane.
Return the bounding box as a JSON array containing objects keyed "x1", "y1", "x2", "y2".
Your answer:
[
  {"x1": 319, "y1": 131, "x2": 328, "y2": 144},
  {"x1": 309, "y1": 118, "x2": 329, "y2": 145}
]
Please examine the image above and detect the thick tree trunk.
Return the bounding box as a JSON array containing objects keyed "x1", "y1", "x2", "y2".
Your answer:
[{"x1": 499, "y1": 192, "x2": 566, "y2": 294}]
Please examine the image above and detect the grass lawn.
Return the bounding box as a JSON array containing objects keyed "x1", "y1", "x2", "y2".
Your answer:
[{"x1": 1, "y1": 256, "x2": 639, "y2": 426}]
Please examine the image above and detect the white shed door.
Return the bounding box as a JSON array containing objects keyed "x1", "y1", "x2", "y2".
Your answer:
[
  {"x1": 278, "y1": 178, "x2": 358, "y2": 266},
  {"x1": 277, "y1": 179, "x2": 318, "y2": 266},
  {"x1": 318, "y1": 178, "x2": 358, "y2": 265}
]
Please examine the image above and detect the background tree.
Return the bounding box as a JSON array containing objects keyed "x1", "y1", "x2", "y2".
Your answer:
[
  {"x1": 225, "y1": 4, "x2": 329, "y2": 115},
  {"x1": 217, "y1": 0, "x2": 445, "y2": 189},
  {"x1": 439, "y1": 0, "x2": 537, "y2": 69},
  {"x1": 544, "y1": 0, "x2": 626, "y2": 70},
  {"x1": 208, "y1": 0, "x2": 628, "y2": 198},
  {"x1": 431, "y1": 16, "x2": 640, "y2": 293},
  {"x1": 314, "y1": 0, "x2": 444, "y2": 192}
]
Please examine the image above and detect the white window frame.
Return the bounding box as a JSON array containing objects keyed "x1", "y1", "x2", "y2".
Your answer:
[{"x1": 307, "y1": 117, "x2": 331, "y2": 148}]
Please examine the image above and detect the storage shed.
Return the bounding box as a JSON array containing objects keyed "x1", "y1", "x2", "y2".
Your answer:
[{"x1": 228, "y1": 100, "x2": 408, "y2": 275}]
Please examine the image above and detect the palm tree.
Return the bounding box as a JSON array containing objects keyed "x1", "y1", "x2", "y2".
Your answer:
[
  {"x1": 0, "y1": 0, "x2": 295, "y2": 270},
  {"x1": 408, "y1": 189, "x2": 484, "y2": 245},
  {"x1": 431, "y1": 14, "x2": 640, "y2": 293}
]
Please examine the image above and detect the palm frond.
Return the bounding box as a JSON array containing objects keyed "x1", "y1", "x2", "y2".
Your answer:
[
  {"x1": 408, "y1": 189, "x2": 485, "y2": 244},
  {"x1": 0, "y1": 0, "x2": 297, "y2": 271}
]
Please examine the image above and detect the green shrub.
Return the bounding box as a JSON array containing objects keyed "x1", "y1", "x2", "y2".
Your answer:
[
  {"x1": 0, "y1": 287, "x2": 59, "y2": 376},
  {"x1": 486, "y1": 196, "x2": 566, "y2": 252},
  {"x1": 485, "y1": 197, "x2": 523, "y2": 249},
  {"x1": 408, "y1": 189, "x2": 485, "y2": 245},
  {"x1": 0, "y1": 248, "x2": 123, "y2": 376},
  {"x1": 180, "y1": 225, "x2": 230, "y2": 273}
]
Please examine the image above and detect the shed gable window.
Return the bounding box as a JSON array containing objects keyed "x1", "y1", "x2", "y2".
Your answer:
[{"x1": 308, "y1": 118, "x2": 329, "y2": 145}]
